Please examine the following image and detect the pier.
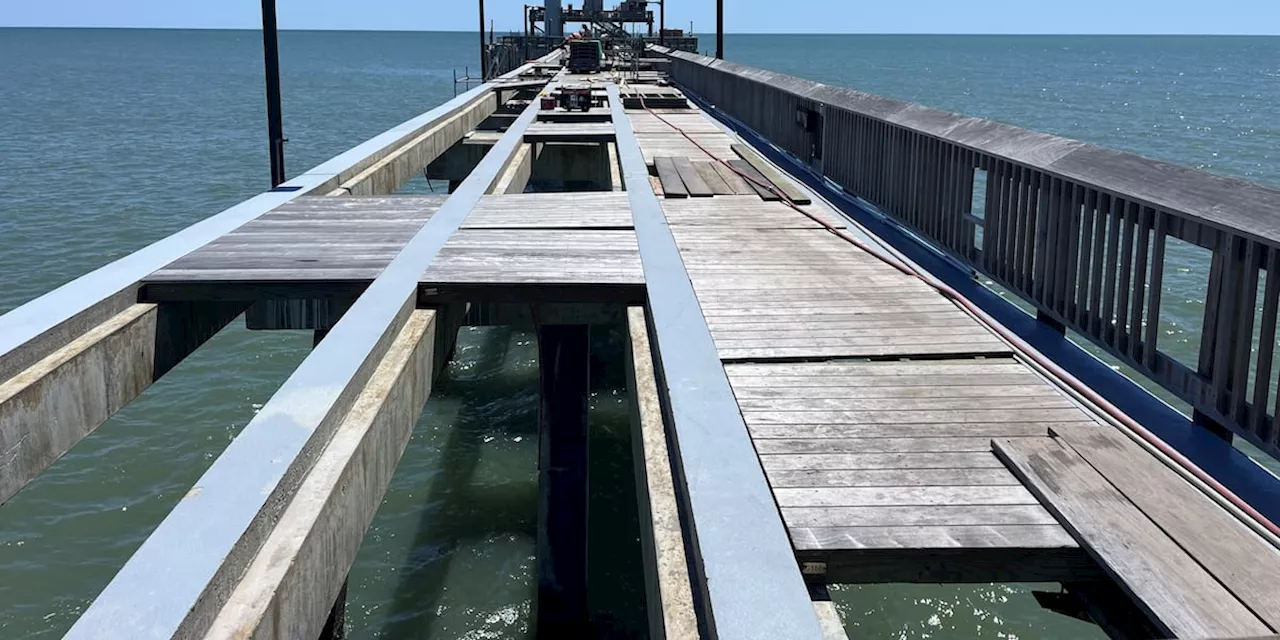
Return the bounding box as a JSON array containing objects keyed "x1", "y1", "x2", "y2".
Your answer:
[{"x1": 4, "y1": 37, "x2": 1280, "y2": 640}]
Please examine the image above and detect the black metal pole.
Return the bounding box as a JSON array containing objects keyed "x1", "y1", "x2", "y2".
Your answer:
[
  {"x1": 659, "y1": 1, "x2": 665, "y2": 45},
  {"x1": 479, "y1": 0, "x2": 488, "y2": 80},
  {"x1": 716, "y1": 0, "x2": 724, "y2": 59},
  {"x1": 261, "y1": 0, "x2": 285, "y2": 187}
]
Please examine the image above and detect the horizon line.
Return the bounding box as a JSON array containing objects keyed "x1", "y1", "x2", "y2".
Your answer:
[{"x1": 2, "y1": 25, "x2": 1279, "y2": 37}]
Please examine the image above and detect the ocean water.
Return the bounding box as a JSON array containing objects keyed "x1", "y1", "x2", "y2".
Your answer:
[{"x1": 2, "y1": 29, "x2": 1279, "y2": 639}]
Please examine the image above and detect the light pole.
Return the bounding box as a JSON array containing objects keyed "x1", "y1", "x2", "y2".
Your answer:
[{"x1": 261, "y1": 0, "x2": 286, "y2": 187}]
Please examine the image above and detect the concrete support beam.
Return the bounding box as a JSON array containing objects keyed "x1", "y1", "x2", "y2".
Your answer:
[
  {"x1": 205, "y1": 309, "x2": 439, "y2": 640},
  {"x1": 491, "y1": 143, "x2": 534, "y2": 194},
  {"x1": 327, "y1": 93, "x2": 500, "y2": 196},
  {"x1": 0, "y1": 301, "x2": 244, "y2": 504},
  {"x1": 625, "y1": 307, "x2": 699, "y2": 639},
  {"x1": 608, "y1": 142, "x2": 624, "y2": 191}
]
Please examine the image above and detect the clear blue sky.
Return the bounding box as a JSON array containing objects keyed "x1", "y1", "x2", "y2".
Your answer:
[{"x1": 4, "y1": 0, "x2": 1279, "y2": 35}]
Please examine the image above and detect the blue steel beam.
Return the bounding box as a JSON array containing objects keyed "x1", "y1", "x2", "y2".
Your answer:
[
  {"x1": 606, "y1": 84, "x2": 824, "y2": 639},
  {"x1": 64, "y1": 77, "x2": 557, "y2": 640}
]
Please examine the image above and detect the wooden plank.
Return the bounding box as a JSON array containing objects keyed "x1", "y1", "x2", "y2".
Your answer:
[
  {"x1": 729, "y1": 159, "x2": 782, "y2": 201},
  {"x1": 730, "y1": 383, "x2": 1061, "y2": 399},
  {"x1": 653, "y1": 157, "x2": 688, "y2": 198},
  {"x1": 692, "y1": 160, "x2": 734, "y2": 195},
  {"x1": 733, "y1": 144, "x2": 812, "y2": 204},
  {"x1": 672, "y1": 157, "x2": 714, "y2": 197},
  {"x1": 791, "y1": 524, "x2": 1077, "y2": 550},
  {"x1": 782, "y1": 504, "x2": 1058, "y2": 527},
  {"x1": 761, "y1": 452, "x2": 1007, "y2": 470},
  {"x1": 764, "y1": 467, "x2": 1022, "y2": 488},
  {"x1": 1052, "y1": 423, "x2": 1280, "y2": 630},
  {"x1": 735, "y1": 396, "x2": 1075, "y2": 412},
  {"x1": 746, "y1": 423, "x2": 1067, "y2": 439},
  {"x1": 711, "y1": 160, "x2": 757, "y2": 195},
  {"x1": 747, "y1": 409, "x2": 1084, "y2": 425},
  {"x1": 993, "y1": 437, "x2": 1270, "y2": 638},
  {"x1": 773, "y1": 485, "x2": 1039, "y2": 508},
  {"x1": 754, "y1": 436, "x2": 1023, "y2": 454}
]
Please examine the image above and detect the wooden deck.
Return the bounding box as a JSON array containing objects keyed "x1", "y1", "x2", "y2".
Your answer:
[{"x1": 107, "y1": 72, "x2": 1280, "y2": 638}]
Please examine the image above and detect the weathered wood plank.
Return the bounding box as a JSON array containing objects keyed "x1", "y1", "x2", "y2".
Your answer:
[
  {"x1": 673, "y1": 157, "x2": 714, "y2": 197},
  {"x1": 729, "y1": 159, "x2": 783, "y2": 201},
  {"x1": 993, "y1": 437, "x2": 1270, "y2": 638},
  {"x1": 747, "y1": 409, "x2": 1084, "y2": 425},
  {"x1": 764, "y1": 467, "x2": 1022, "y2": 488},
  {"x1": 692, "y1": 160, "x2": 734, "y2": 195},
  {"x1": 732, "y1": 143, "x2": 812, "y2": 204},
  {"x1": 782, "y1": 504, "x2": 1059, "y2": 527},
  {"x1": 791, "y1": 525, "x2": 1077, "y2": 550},
  {"x1": 711, "y1": 160, "x2": 757, "y2": 195},
  {"x1": 746, "y1": 423, "x2": 1066, "y2": 439},
  {"x1": 761, "y1": 451, "x2": 1007, "y2": 470},
  {"x1": 755, "y1": 436, "x2": 1023, "y2": 454},
  {"x1": 774, "y1": 485, "x2": 1039, "y2": 508},
  {"x1": 1052, "y1": 423, "x2": 1280, "y2": 629},
  {"x1": 654, "y1": 157, "x2": 688, "y2": 198}
]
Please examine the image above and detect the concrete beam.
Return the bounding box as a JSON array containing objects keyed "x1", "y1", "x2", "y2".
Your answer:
[
  {"x1": 0, "y1": 301, "x2": 244, "y2": 504},
  {"x1": 625, "y1": 307, "x2": 699, "y2": 640},
  {"x1": 608, "y1": 142, "x2": 624, "y2": 191},
  {"x1": 491, "y1": 143, "x2": 534, "y2": 194},
  {"x1": 204, "y1": 309, "x2": 439, "y2": 640},
  {"x1": 328, "y1": 92, "x2": 501, "y2": 196}
]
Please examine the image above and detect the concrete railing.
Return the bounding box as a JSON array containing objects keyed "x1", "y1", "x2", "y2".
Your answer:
[{"x1": 657, "y1": 46, "x2": 1280, "y2": 460}]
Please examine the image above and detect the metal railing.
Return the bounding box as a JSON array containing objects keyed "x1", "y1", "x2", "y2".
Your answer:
[{"x1": 657, "y1": 47, "x2": 1280, "y2": 460}]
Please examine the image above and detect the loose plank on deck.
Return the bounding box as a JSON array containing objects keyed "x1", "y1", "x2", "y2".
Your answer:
[
  {"x1": 1051, "y1": 423, "x2": 1280, "y2": 631},
  {"x1": 653, "y1": 157, "x2": 688, "y2": 198},
  {"x1": 993, "y1": 436, "x2": 1272, "y2": 638},
  {"x1": 671, "y1": 157, "x2": 714, "y2": 197},
  {"x1": 732, "y1": 143, "x2": 812, "y2": 204}
]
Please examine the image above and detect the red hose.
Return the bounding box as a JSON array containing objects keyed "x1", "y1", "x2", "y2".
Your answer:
[{"x1": 635, "y1": 90, "x2": 1280, "y2": 541}]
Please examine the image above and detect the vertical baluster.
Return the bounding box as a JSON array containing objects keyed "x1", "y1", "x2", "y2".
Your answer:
[
  {"x1": 1089, "y1": 193, "x2": 1111, "y2": 338},
  {"x1": 1127, "y1": 207, "x2": 1154, "y2": 362},
  {"x1": 1018, "y1": 167, "x2": 1038, "y2": 294},
  {"x1": 929, "y1": 139, "x2": 943, "y2": 242},
  {"x1": 1100, "y1": 196, "x2": 1124, "y2": 346},
  {"x1": 1003, "y1": 164, "x2": 1022, "y2": 288},
  {"x1": 1114, "y1": 201, "x2": 1138, "y2": 354},
  {"x1": 1075, "y1": 190, "x2": 1098, "y2": 328},
  {"x1": 1209, "y1": 236, "x2": 1243, "y2": 416},
  {"x1": 1143, "y1": 211, "x2": 1168, "y2": 369},
  {"x1": 962, "y1": 151, "x2": 972, "y2": 261},
  {"x1": 984, "y1": 160, "x2": 1003, "y2": 274},
  {"x1": 1252, "y1": 248, "x2": 1279, "y2": 440},
  {"x1": 1032, "y1": 172, "x2": 1052, "y2": 301},
  {"x1": 1228, "y1": 241, "x2": 1261, "y2": 422},
  {"x1": 941, "y1": 143, "x2": 956, "y2": 252},
  {"x1": 1046, "y1": 177, "x2": 1066, "y2": 309},
  {"x1": 1061, "y1": 184, "x2": 1083, "y2": 320}
]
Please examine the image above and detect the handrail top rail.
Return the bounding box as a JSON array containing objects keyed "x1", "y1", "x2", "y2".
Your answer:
[{"x1": 655, "y1": 46, "x2": 1280, "y2": 250}]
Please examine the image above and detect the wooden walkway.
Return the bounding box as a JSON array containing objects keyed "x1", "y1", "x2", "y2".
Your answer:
[{"x1": 19, "y1": 61, "x2": 1278, "y2": 639}]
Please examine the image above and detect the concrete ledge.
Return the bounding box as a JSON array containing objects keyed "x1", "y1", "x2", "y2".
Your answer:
[
  {"x1": 492, "y1": 143, "x2": 534, "y2": 195},
  {"x1": 205, "y1": 309, "x2": 438, "y2": 640},
  {"x1": 0, "y1": 304, "x2": 156, "y2": 504},
  {"x1": 626, "y1": 307, "x2": 699, "y2": 640},
  {"x1": 329, "y1": 92, "x2": 501, "y2": 196}
]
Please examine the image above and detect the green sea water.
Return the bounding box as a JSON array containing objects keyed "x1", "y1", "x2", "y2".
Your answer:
[{"x1": 2, "y1": 29, "x2": 1279, "y2": 638}]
